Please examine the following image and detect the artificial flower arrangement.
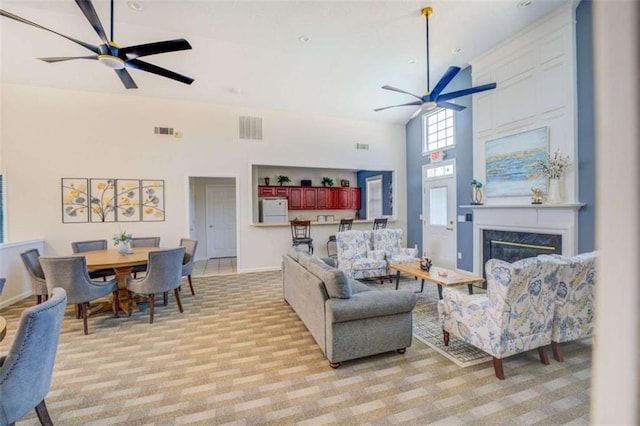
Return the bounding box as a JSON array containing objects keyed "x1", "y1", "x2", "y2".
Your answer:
[
  {"x1": 112, "y1": 229, "x2": 133, "y2": 246},
  {"x1": 540, "y1": 149, "x2": 571, "y2": 179}
]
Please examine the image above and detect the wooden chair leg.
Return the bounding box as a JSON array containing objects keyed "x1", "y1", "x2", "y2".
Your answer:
[
  {"x1": 149, "y1": 293, "x2": 155, "y2": 324},
  {"x1": 538, "y1": 346, "x2": 550, "y2": 365},
  {"x1": 551, "y1": 341, "x2": 564, "y2": 362},
  {"x1": 82, "y1": 303, "x2": 89, "y2": 335},
  {"x1": 188, "y1": 275, "x2": 195, "y2": 295},
  {"x1": 163, "y1": 291, "x2": 168, "y2": 306},
  {"x1": 34, "y1": 400, "x2": 53, "y2": 426},
  {"x1": 174, "y1": 288, "x2": 184, "y2": 313},
  {"x1": 329, "y1": 361, "x2": 341, "y2": 368},
  {"x1": 36, "y1": 295, "x2": 43, "y2": 304},
  {"x1": 112, "y1": 291, "x2": 119, "y2": 317},
  {"x1": 492, "y1": 357, "x2": 505, "y2": 380},
  {"x1": 443, "y1": 330, "x2": 450, "y2": 346}
]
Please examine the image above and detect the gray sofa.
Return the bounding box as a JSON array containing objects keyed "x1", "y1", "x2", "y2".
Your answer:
[{"x1": 283, "y1": 247, "x2": 417, "y2": 368}]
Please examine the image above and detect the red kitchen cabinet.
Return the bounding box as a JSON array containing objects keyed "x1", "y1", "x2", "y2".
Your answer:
[
  {"x1": 350, "y1": 188, "x2": 361, "y2": 210},
  {"x1": 258, "y1": 186, "x2": 276, "y2": 197},
  {"x1": 316, "y1": 187, "x2": 335, "y2": 209},
  {"x1": 336, "y1": 188, "x2": 351, "y2": 209},
  {"x1": 288, "y1": 187, "x2": 303, "y2": 209},
  {"x1": 302, "y1": 188, "x2": 317, "y2": 209}
]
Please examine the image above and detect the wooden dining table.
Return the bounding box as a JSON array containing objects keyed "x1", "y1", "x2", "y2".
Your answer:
[{"x1": 76, "y1": 247, "x2": 164, "y2": 314}]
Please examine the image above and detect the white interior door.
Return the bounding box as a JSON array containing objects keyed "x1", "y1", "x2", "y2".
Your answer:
[
  {"x1": 422, "y1": 161, "x2": 457, "y2": 269},
  {"x1": 206, "y1": 184, "x2": 237, "y2": 258}
]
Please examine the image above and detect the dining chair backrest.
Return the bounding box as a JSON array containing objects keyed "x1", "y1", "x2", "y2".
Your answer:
[
  {"x1": 20, "y1": 249, "x2": 49, "y2": 299},
  {"x1": 139, "y1": 247, "x2": 186, "y2": 293},
  {"x1": 373, "y1": 218, "x2": 388, "y2": 230},
  {"x1": 291, "y1": 220, "x2": 312, "y2": 240},
  {"x1": 131, "y1": 237, "x2": 160, "y2": 248},
  {"x1": 71, "y1": 239, "x2": 108, "y2": 253},
  {"x1": 179, "y1": 238, "x2": 198, "y2": 270},
  {"x1": 39, "y1": 256, "x2": 116, "y2": 305},
  {"x1": 0, "y1": 287, "x2": 67, "y2": 425},
  {"x1": 20, "y1": 249, "x2": 45, "y2": 280},
  {"x1": 338, "y1": 218, "x2": 354, "y2": 232}
]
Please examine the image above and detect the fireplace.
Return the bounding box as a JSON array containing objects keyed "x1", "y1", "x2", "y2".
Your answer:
[
  {"x1": 482, "y1": 229, "x2": 562, "y2": 275},
  {"x1": 468, "y1": 204, "x2": 583, "y2": 281}
]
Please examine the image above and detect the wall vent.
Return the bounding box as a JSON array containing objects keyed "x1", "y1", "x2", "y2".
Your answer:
[
  {"x1": 154, "y1": 126, "x2": 174, "y2": 135},
  {"x1": 356, "y1": 143, "x2": 370, "y2": 150},
  {"x1": 239, "y1": 116, "x2": 263, "y2": 140}
]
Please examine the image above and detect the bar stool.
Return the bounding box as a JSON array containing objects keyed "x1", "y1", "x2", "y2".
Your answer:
[
  {"x1": 327, "y1": 218, "x2": 354, "y2": 258},
  {"x1": 373, "y1": 218, "x2": 388, "y2": 230}
]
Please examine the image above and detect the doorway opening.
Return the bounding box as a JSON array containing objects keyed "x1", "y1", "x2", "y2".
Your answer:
[{"x1": 189, "y1": 177, "x2": 238, "y2": 274}]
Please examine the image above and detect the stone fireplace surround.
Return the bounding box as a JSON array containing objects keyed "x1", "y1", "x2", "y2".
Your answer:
[{"x1": 465, "y1": 203, "x2": 585, "y2": 275}]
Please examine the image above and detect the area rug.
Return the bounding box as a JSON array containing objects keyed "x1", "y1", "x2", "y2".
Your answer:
[{"x1": 367, "y1": 276, "x2": 492, "y2": 368}]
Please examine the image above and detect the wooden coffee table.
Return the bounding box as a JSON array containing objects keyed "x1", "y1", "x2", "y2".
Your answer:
[{"x1": 389, "y1": 262, "x2": 485, "y2": 299}]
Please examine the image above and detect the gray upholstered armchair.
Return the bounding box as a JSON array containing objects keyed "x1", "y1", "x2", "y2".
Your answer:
[
  {"x1": 179, "y1": 238, "x2": 198, "y2": 295},
  {"x1": 0, "y1": 287, "x2": 67, "y2": 425},
  {"x1": 40, "y1": 256, "x2": 118, "y2": 335},
  {"x1": 127, "y1": 247, "x2": 186, "y2": 323},
  {"x1": 20, "y1": 248, "x2": 49, "y2": 304}
]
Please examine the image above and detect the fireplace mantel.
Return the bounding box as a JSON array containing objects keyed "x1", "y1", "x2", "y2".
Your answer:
[
  {"x1": 461, "y1": 203, "x2": 585, "y2": 210},
  {"x1": 467, "y1": 202, "x2": 585, "y2": 275}
]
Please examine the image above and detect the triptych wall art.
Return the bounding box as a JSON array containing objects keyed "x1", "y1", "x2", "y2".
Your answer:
[{"x1": 61, "y1": 178, "x2": 165, "y2": 223}]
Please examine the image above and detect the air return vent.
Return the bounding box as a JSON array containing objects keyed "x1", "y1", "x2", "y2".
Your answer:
[
  {"x1": 154, "y1": 126, "x2": 174, "y2": 135},
  {"x1": 239, "y1": 116, "x2": 263, "y2": 140},
  {"x1": 356, "y1": 143, "x2": 370, "y2": 150}
]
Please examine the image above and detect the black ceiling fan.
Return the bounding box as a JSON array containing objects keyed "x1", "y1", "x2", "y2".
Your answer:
[
  {"x1": 0, "y1": 0, "x2": 194, "y2": 89},
  {"x1": 375, "y1": 6, "x2": 496, "y2": 117}
]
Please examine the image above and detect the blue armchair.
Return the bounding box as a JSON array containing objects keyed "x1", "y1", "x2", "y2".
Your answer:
[{"x1": 0, "y1": 287, "x2": 67, "y2": 425}]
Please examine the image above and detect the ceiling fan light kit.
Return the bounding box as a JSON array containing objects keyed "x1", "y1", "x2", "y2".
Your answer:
[
  {"x1": 375, "y1": 5, "x2": 497, "y2": 117},
  {"x1": 0, "y1": 0, "x2": 194, "y2": 89}
]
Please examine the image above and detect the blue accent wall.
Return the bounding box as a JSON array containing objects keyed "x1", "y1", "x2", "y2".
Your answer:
[
  {"x1": 405, "y1": 67, "x2": 474, "y2": 269},
  {"x1": 404, "y1": 5, "x2": 596, "y2": 267},
  {"x1": 356, "y1": 170, "x2": 393, "y2": 219},
  {"x1": 576, "y1": 0, "x2": 596, "y2": 252}
]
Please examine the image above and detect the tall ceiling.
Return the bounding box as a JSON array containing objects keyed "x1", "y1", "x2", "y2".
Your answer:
[{"x1": 0, "y1": 0, "x2": 570, "y2": 125}]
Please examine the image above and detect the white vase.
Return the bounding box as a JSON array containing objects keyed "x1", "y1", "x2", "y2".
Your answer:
[
  {"x1": 547, "y1": 178, "x2": 562, "y2": 204},
  {"x1": 117, "y1": 241, "x2": 130, "y2": 255}
]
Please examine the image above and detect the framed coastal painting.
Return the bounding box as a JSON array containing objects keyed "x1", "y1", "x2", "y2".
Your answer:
[
  {"x1": 485, "y1": 127, "x2": 548, "y2": 197},
  {"x1": 89, "y1": 178, "x2": 116, "y2": 222},
  {"x1": 141, "y1": 179, "x2": 165, "y2": 221},
  {"x1": 115, "y1": 179, "x2": 141, "y2": 222},
  {"x1": 61, "y1": 178, "x2": 89, "y2": 223}
]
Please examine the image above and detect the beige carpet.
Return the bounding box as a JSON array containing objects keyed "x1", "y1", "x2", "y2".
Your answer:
[{"x1": 0, "y1": 271, "x2": 591, "y2": 425}]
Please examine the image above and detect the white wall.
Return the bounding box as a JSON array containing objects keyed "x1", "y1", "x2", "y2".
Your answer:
[
  {"x1": 471, "y1": 4, "x2": 578, "y2": 205},
  {"x1": 0, "y1": 83, "x2": 406, "y2": 276}
]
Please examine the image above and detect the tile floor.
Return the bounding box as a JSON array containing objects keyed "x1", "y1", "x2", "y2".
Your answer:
[{"x1": 193, "y1": 257, "x2": 237, "y2": 276}]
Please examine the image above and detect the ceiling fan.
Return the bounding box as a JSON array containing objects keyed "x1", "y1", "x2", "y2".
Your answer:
[
  {"x1": 375, "y1": 6, "x2": 496, "y2": 117},
  {"x1": 0, "y1": 0, "x2": 194, "y2": 89}
]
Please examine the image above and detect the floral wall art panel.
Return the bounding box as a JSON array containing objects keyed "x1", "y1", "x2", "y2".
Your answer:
[
  {"x1": 61, "y1": 178, "x2": 89, "y2": 223},
  {"x1": 485, "y1": 127, "x2": 548, "y2": 197},
  {"x1": 89, "y1": 178, "x2": 116, "y2": 222},
  {"x1": 115, "y1": 179, "x2": 141, "y2": 222},
  {"x1": 141, "y1": 179, "x2": 165, "y2": 221}
]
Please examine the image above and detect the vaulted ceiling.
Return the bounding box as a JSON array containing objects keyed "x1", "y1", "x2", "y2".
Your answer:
[{"x1": 0, "y1": 0, "x2": 569, "y2": 124}]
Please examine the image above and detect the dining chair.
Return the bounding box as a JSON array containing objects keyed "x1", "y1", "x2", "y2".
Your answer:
[
  {"x1": 179, "y1": 238, "x2": 198, "y2": 295},
  {"x1": 70, "y1": 239, "x2": 114, "y2": 280},
  {"x1": 373, "y1": 218, "x2": 388, "y2": 230},
  {"x1": 126, "y1": 247, "x2": 186, "y2": 323},
  {"x1": 0, "y1": 287, "x2": 66, "y2": 426},
  {"x1": 290, "y1": 220, "x2": 313, "y2": 254},
  {"x1": 40, "y1": 256, "x2": 118, "y2": 335},
  {"x1": 131, "y1": 237, "x2": 161, "y2": 277},
  {"x1": 19, "y1": 248, "x2": 49, "y2": 304},
  {"x1": 327, "y1": 218, "x2": 354, "y2": 258}
]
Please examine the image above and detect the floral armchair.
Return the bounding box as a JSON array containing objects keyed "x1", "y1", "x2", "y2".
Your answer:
[
  {"x1": 371, "y1": 229, "x2": 419, "y2": 265},
  {"x1": 336, "y1": 230, "x2": 388, "y2": 284},
  {"x1": 437, "y1": 257, "x2": 560, "y2": 379},
  {"x1": 541, "y1": 252, "x2": 597, "y2": 362}
]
